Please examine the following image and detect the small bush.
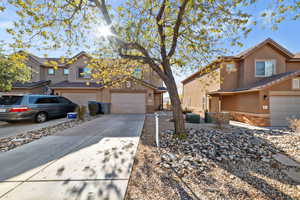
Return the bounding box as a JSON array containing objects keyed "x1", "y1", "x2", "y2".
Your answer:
[
  {"x1": 288, "y1": 118, "x2": 300, "y2": 133},
  {"x1": 75, "y1": 105, "x2": 87, "y2": 121}
]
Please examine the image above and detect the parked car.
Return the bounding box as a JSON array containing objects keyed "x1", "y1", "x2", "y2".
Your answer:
[{"x1": 0, "y1": 94, "x2": 78, "y2": 123}]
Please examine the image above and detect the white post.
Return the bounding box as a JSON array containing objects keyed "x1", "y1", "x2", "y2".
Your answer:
[{"x1": 155, "y1": 112, "x2": 159, "y2": 148}]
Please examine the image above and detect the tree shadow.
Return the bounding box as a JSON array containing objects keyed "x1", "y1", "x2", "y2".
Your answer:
[
  {"x1": 156, "y1": 114, "x2": 299, "y2": 199},
  {"x1": 0, "y1": 114, "x2": 144, "y2": 199}
]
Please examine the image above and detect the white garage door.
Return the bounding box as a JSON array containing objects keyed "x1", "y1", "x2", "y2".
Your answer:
[
  {"x1": 61, "y1": 93, "x2": 96, "y2": 105},
  {"x1": 270, "y1": 96, "x2": 300, "y2": 126},
  {"x1": 111, "y1": 93, "x2": 146, "y2": 114}
]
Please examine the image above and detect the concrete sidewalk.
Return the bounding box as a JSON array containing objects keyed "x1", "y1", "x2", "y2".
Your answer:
[{"x1": 0, "y1": 114, "x2": 144, "y2": 200}]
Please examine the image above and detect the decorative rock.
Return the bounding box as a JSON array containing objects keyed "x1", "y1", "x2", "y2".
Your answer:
[
  {"x1": 283, "y1": 168, "x2": 300, "y2": 183},
  {"x1": 272, "y1": 153, "x2": 300, "y2": 167}
]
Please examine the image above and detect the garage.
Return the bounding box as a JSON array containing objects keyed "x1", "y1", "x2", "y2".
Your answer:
[
  {"x1": 61, "y1": 92, "x2": 97, "y2": 105},
  {"x1": 111, "y1": 93, "x2": 146, "y2": 114},
  {"x1": 270, "y1": 96, "x2": 300, "y2": 126}
]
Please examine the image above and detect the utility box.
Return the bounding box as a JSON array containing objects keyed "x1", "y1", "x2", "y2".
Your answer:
[{"x1": 185, "y1": 113, "x2": 200, "y2": 123}]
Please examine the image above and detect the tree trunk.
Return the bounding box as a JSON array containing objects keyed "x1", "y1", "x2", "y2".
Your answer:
[{"x1": 164, "y1": 76, "x2": 186, "y2": 135}]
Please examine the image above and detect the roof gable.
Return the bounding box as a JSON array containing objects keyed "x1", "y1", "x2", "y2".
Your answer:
[{"x1": 236, "y1": 38, "x2": 294, "y2": 59}]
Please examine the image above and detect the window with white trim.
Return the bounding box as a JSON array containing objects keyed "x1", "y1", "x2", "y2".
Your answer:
[
  {"x1": 292, "y1": 78, "x2": 300, "y2": 89},
  {"x1": 63, "y1": 68, "x2": 69, "y2": 75},
  {"x1": 226, "y1": 63, "x2": 235, "y2": 72},
  {"x1": 48, "y1": 68, "x2": 55, "y2": 75},
  {"x1": 255, "y1": 60, "x2": 276, "y2": 77}
]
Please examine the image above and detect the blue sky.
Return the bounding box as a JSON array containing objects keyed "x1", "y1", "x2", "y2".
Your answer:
[{"x1": 0, "y1": 1, "x2": 299, "y2": 85}]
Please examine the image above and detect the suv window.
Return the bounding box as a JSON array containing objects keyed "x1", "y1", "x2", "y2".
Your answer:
[
  {"x1": 35, "y1": 97, "x2": 59, "y2": 104},
  {"x1": 0, "y1": 96, "x2": 23, "y2": 105},
  {"x1": 58, "y1": 97, "x2": 72, "y2": 104}
]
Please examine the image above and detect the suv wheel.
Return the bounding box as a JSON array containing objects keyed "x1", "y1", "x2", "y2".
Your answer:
[{"x1": 35, "y1": 112, "x2": 47, "y2": 123}]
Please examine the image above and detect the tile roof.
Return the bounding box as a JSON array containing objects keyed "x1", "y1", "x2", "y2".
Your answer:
[
  {"x1": 294, "y1": 52, "x2": 300, "y2": 58},
  {"x1": 209, "y1": 70, "x2": 300, "y2": 94},
  {"x1": 51, "y1": 81, "x2": 103, "y2": 88},
  {"x1": 234, "y1": 38, "x2": 294, "y2": 58},
  {"x1": 27, "y1": 51, "x2": 88, "y2": 67},
  {"x1": 51, "y1": 79, "x2": 167, "y2": 92},
  {"x1": 12, "y1": 80, "x2": 51, "y2": 88},
  {"x1": 182, "y1": 38, "x2": 298, "y2": 84}
]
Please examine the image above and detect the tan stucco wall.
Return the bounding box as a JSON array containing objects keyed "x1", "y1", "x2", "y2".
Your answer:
[
  {"x1": 41, "y1": 67, "x2": 68, "y2": 84},
  {"x1": 286, "y1": 62, "x2": 300, "y2": 71},
  {"x1": 26, "y1": 57, "x2": 41, "y2": 82},
  {"x1": 68, "y1": 55, "x2": 91, "y2": 83},
  {"x1": 220, "y1": 61, "x2": 239, "y2": 90},
  {"x1": 241, "y1": 44, "x2": 287, "y2": 88},
  {"x1": 182, "y1": 69, "x2": 220, "y2": 113},
  {"x1": 67, "y1": 55, "x2": 163, "y2": 87},
  {"x1": 53, "y1": 79, "x2": 163, "y2": 113},
  {"x1": 221, "y1": 92, "x2": 260, "y2": 113}
]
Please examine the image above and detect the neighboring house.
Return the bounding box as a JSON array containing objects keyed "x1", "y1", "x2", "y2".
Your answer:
[
  {"x1": 182, "y1": 38, "x2": 300, "y2": 126},
  {"x1": 4, "y1": 51, "x2": 165, "y2": 114}
]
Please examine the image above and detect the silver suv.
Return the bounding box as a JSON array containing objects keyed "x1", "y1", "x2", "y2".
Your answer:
[{"x1": 0, "y1": 94, "x2": 78, "y2": 123}]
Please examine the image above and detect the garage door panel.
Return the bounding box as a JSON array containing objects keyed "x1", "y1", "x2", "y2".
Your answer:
[
  {"x1": 62, "y1": 93, "x2": 96, "y2": 105},
  {"x1": 270, "y1": 96, "x2": 300, "y2": 126},
  {"x1": 111, "y1": 93, "x2": 146, "y2": 114}
]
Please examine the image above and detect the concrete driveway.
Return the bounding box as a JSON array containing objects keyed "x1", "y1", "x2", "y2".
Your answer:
[
  {"x1": 0, "y1": 114, "x2": 145, "y2": 200},
  {"x1": 0, "y1": 118, "x2": 67, "y2": 139}
]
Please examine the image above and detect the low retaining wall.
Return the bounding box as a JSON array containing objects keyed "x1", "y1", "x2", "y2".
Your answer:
[
  {"x1": 208, "y1": 112, "x2": 230, "y2": 124},
  {"x1": 229, "y1": 112, "x2": 270, "y2": 127}
]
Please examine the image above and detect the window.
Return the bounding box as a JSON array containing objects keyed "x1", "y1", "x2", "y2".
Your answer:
[
  {"x1": 292, "y1": 79, "x2": 300, "y2": 89},
  {"x1": 35, "y1": 97, "x2": 59, "y2": 104},
  {"x1": 58, "y1": 97, "x2": 72, "y2": 104},
  {"x1": 255, "y1": 60, "x2": 276, "y2": 77},
  {"x1": 0, "y1": 96, "x2": 23, "y2": 105},
  {"x1": 48, "y1": 68, "x2": 55, "y2": 75},
  {"x1": 63, "y1": 68, "x2": 69, "y2": 75},
  {"x1": 226, "y1": 63, "x2": 235, "y2": 72},
  {"x1": 133, "y1": 68, "x2": 142, "y2": 79},
  {"x1": 78, "y1": 67, "x2": 91, "y2": 78}
]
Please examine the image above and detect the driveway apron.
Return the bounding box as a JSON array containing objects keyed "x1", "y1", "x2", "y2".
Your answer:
[{"x1": 0, "y1": 114, "x2": 145, "y2": 200}]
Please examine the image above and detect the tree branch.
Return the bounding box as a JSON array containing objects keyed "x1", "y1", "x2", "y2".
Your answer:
[
  {"x1": 167, "y1": 0, "x2": 189, "y2": 58},
  {"x1": 92, "y1": 0, "x2": 168, "y2": 81},
  {"x1": 156, "y1": 0, "x2": 167, "y2": 61}
]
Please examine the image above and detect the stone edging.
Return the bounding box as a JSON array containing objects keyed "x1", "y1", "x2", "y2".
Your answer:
[{"x1": 0, "y1": 116, "x2": 98, "y2": 152}]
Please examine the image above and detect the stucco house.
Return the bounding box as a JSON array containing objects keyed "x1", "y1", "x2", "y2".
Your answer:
[
  {"x1": 5, "y1": 52, "x2": 165, "y2": 114},
  {"x1": 182, "y1": 38, "x2": 300, "y2": 126}
]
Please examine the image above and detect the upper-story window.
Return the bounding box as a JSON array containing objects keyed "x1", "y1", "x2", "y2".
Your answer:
[
  {"x1": 226, "y1": 63, "x2": 235, "y2": 72},
  {"x1": 63, "y1": 68, "x2": 69, "y2": 75},
  {"x1": 48, "y1": 68, "x2": 55, "y2": 75},
  {"x1": 255, "y1": 60, "x2": 276, "y2": 77},
  {"x1": 78, "y1": 67, "x2": 91, "y2": 78}
]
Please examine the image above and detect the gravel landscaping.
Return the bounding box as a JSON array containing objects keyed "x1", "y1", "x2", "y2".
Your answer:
[
  {"x1": 0, "y1": 115, "x2": 99, "y2": 152},
  {"x1": 125, "y1": 113, "x2": 300, "y2": 200}
]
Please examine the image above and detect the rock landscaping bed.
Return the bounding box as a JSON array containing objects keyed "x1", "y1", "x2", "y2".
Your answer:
[
  {"x1": 0, "y1": 116, "x2": 98, "y2": 152},
  {"x1": 126, "y1": 114, "x2": 300, "y2": 200}
]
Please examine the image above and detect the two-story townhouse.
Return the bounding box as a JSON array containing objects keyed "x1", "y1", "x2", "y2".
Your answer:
[
  {"x1": 7, "y1": 51, "x2": 165, "y2": 113},
  {"x1": 182, "y1": 38, "x2": 300, "y2": 126}
]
